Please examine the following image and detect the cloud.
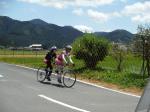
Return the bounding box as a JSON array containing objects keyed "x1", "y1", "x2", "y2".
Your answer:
[
  {"x1": 72, "y1": 9, "x2": 84, "y2": 16},
  {"x1": 17, "y1": 0, "x2": 114, "y2": 9},
  {"x1": 17, "y1": 0, "x2": 66, "y2": 9},
  {"x1": 74, "y1": 0, "x2": 114, "y2": 7},
  {"x1": 74, "y1": 25, "x2": 94, "y2": 33},
  {"x1": 131, "y1": 15, "x2": 150, "y2": 23},
  {"x1": 87, "y1": 9, "x2": 109, "y2": 22},
  {"x1": 87, "y1": 9, "x2": 120, "y2": 22},
  {"x1": 122, "y1": 1, "x2": 150, "y2": 23}
]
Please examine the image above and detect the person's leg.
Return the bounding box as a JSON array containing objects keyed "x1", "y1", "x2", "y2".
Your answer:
[
  {"x1": 45, "y1": 64, "x2": 48, "y2": 75},
  {"x1": 55, "y1": 65, "x2": 61, "y2": 83},
  {"x1": 46, "y1": 62, "x2": 52, "y2": 81},
  {"x1": 57, "y1": 65, "x2": 63, "y2": 83},
  {"x1": 48, "y1": 64, "x2": 53, "y2": 78}
]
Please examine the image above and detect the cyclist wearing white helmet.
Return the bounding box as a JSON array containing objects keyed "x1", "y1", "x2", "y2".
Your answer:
[
  {"x1": 55, "y1": 45, "x2": 74, "y2": 83},
  {"x1": 44, "y1": 46, "x2": 57, "y2": 81}
]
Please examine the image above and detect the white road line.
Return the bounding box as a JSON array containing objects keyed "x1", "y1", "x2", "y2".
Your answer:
[
  {"x1": 38, "y1": 94, "x2": 91, "y2": 112},
  {"x1": 0, "y1": 74, "x2": 4, "y2": 78},
  {"x1": 7, "y1": 63, "x2": 141, "y2": 98},
  {"x1": 77, "y1": 80, "x2": 141, "y2": 98},
  {"x1": 14, "y1": 64, "x2": 37, "y2": 71}
]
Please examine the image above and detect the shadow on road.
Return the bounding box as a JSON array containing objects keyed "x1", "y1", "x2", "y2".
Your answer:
[{"x1": 40, "y1": 81, "x2": 65, "y2": 88}]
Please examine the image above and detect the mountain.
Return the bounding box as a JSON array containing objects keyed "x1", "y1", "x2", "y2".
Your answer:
[
  {"x1": 0, "y1": 16, "x2": 83, "y2": 48},
  {"x1": 29, "y1": 19, "x2": 49, "y2": 26},
  {"x1": 0, "y1": 16, "x2": 134, "y2": 48},
  {"x1": 94, "y1": 30, "x2": 134, "y2": 43}
]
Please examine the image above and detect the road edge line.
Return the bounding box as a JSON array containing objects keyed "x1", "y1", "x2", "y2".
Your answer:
[{"x1": 6, "y1": 63, "x2": 140, "y2": 98}]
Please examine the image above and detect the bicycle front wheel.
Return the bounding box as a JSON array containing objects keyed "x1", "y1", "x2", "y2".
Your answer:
[
  {"x1": 63, "y1": 70, "x2": 76, "y2": 88},
  {"x1": 37, "y1": 67, "x2": 47, "y2": 82}
]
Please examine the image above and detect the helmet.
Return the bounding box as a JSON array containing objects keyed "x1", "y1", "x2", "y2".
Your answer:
[
  {"x1": 65, "y1": 45, "x2": 72, "y2": 50},
  {"x1": 50, "y1": 46, "x2": 57, "y2": 51}
]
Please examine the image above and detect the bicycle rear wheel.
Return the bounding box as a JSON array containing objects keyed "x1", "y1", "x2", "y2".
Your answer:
[
  {"x1": 63, "y1": 70, "x2": 76, "y2": 88},
  {"x1": 37, "y1": 67, "x2": 47, "y2": 82}
]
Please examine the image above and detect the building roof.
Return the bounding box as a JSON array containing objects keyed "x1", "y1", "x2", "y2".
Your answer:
[{"x1": 29, "y1": 44, "x2": 42, "y2": 47}]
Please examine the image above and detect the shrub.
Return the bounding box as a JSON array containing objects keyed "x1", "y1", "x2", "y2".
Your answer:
[
  {"x1": 111, "y1": 43, "x2": 127, "y2": 72},
  {"x1": 72, "y1": 33, "x2": 109, "y2": 68}
]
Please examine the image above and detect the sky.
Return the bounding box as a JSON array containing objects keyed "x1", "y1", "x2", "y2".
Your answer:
[{"x1": 0, "y1": 0, "x2": 150, "y2": 33}]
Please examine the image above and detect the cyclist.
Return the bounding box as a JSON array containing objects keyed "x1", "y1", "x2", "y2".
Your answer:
[
  {"x1": 44, "y1": 46, "x2": 57, "y2": 81},
  {"x1": 55, "y1": 45, "x2": 74, "y2": 83}
]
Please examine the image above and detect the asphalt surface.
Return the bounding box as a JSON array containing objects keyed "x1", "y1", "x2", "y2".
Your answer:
[{"x1": 0, "y1": 62, "x2": 140, "y2": 112}]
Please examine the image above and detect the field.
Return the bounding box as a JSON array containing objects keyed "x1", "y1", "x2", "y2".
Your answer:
[
  {"x1": 0, "y1": 49, "x2": 147, "y2": 94},
  {"x1": 0, "y1": 49, "x2": 47, "y2": 56}
]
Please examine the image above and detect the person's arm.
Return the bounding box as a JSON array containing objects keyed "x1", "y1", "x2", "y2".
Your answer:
[
  {"x1": 69, "y1": 55, "x2": 74, "y2": 64},
  {"x1": 54, "y1": 53, "x2": 57, "y2": 59},
  {"x1": 52, "y1": 53, "x2": 56, "y2": 64},
  {"x1": 45, "y1": 52, "x2": 49, "y2": 60},
  {"x1": 45, "y1": 53, "x2": 48, "y2": 60},
  {"x1": 44, "y1": 53, "x2": 48, "y2": 63},
  {"x1": 62, "y1": 54, "x2": 68, "y2": 64}
]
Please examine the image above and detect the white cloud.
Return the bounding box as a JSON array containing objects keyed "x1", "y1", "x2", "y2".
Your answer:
[
  {"x1": 17, "y1": 0, "x2": 115, "y2": 9},
  {"x1": 122, "y1": 1, "x2": 150, "y2": 23},
  {"x1": 131, "y1": 15, "x2": 150, "y2": 23},
  {"x1": 17, "y1": 0, "x2": 66, "y2": 9},
  {"x1": 74, "y1": 0, "x2": 114, "y2": 7},
  {"x1": 74, "y1": 25, "x2": 94, "y2": 33},
  {"x1": 87, "y1": 9, "x2": 120, "y2": 22},
  {"x1": 87, "y1": 9, "x2": 109, "y2": 22},
  {"x1": 72, "y1": 9, "x2": 84, "y2": 16},
  {"x1": 111, "y1": 12, "x2": 121, "y2": 17}
]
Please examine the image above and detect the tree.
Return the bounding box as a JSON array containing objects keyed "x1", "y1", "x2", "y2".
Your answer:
[
  {"x1": 72, "y1": 33, "x2": 109, "y2": 68},
  {"x1": 111, "y1": 43, "x2": 127, "y2": 72},
  {"x1": 133, "y1": 25, "x2": 150, "y2": 77}
]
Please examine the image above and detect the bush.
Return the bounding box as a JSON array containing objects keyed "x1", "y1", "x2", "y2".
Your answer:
[
  {"x1": 111, "y1": 43, "x2": 127, "y2": 71},
  {"x1": 72, "y1": 33, "x2": 109, "y2": 68}
]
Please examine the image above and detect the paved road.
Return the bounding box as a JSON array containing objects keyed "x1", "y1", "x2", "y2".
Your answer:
[{"x1": 0, "y1": 62, "x2": 140, "y2": 112}]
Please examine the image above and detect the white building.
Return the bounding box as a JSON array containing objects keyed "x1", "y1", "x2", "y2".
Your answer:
[{"x1": 29, "y1": 44, "x2": 43, "y2": 50}]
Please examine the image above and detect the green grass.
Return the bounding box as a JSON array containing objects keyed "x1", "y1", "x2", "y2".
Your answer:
[
  {"x1": 73, "y1": 55, "x2": 147, "y2": 89},
  {"x1": 0, "y1": 53, "x2": 147, "y2": 89},
  {"x1": 0, "y1": 56, "x2": 44, "y2": 68},
  {"x1": 77, "y1": 69, "x2": 146, "y2": 88}
]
